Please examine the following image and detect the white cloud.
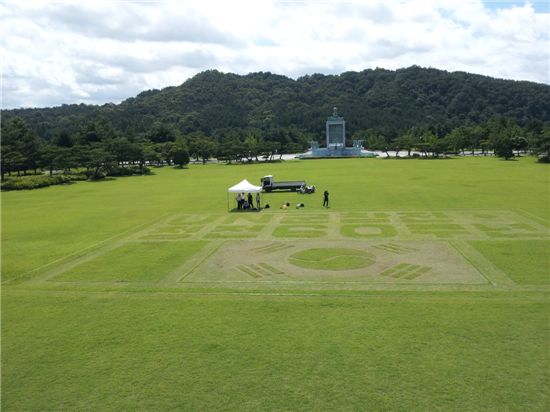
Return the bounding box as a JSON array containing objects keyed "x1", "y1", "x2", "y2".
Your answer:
[{"x1": 1, "y1": 0, "x2": 548, "y2": 108}]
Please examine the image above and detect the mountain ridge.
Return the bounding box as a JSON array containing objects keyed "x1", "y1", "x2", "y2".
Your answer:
[{"x1": 3, "y1": 65, "x2": 549, "y2": 140}]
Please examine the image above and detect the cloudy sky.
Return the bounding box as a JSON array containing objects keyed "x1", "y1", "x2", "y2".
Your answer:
[{"x1": 2, "y1": 0, "x2": 549, "y2": 109}]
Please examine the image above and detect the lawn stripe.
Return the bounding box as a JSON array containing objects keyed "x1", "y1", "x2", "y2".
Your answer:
[
  {"x1": 249, "y1": 264, "x2": 273, "y2": 276},
  {"x1": 6, "y1": 213, "x2": 173, "y2": 284},
  {"x1": 257, "y1": 263, "x2": 284, "y2": 275},
  {"x1": 168, "y1": 241, "x2": 226, "y2": 284},
  {"x1": 373, "y1": 243, "x2": 416, "y2": 254},
  {"x1": 253, "y1": 243, "x2": 294, "y2": 254},
  {"x1": 449, "y1": 240, "x2": 514, "y2": 287},
  {"x1": 237, "y1": 265, "x2": 262, "y2": 278},
  {"x1": 515, "y1": 208, "x2": 550, "y2": 228}
]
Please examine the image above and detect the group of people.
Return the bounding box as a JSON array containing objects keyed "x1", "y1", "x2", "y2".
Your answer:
[
  {"x1": 236, "y1": 192, "x2": 261, "y2": 210},
  {"x1": 298, "y1": 184, "x2": 316, "y2": 194},
  {"x1": 235, "y1": 190, "x2": 329, "y2": 210}
]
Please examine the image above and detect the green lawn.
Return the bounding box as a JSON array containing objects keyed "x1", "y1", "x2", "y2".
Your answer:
[
  {"x1": 54, "y1": 241, "x2": 207, "y2": 282},
  {"x1": 2, "y1": 156, "x2": 549, "y2": 410},
  {"x1": 3, "y1": 291, "x2": 548, "y2": 410},
  {"x1": 3, "y1": 157, "x2": 549, "y2": 281},
  {"x1": 470, "y1": 240, "x2": 550, "y2": 285}
]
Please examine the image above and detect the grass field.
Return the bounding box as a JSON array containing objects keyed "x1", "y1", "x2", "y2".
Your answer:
[{"x1": 2, "y1": 156, "x2": 549, "y2": 410}]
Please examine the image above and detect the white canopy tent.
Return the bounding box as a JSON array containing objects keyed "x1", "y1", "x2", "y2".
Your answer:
[
  {"x1": 227, "y1": 179, "x2": 263, "y2": 193},
  {"x1": 227, "y1": 179, "x2": 263, "y2": 210}
]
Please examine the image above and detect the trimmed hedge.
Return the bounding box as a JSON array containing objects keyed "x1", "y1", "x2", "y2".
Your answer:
[
  {"x1": 106, "y1": 165, "x2": 151, "y2": 176},
  {"x1": 2, "y1": 166, "x2": 151, "y2": 191},
  {"x1": 1, "y1": 174, "x2": 87, "y2": 191}
]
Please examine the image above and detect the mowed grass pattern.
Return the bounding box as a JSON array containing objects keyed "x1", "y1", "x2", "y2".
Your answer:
[
  {"x1": 2, "y1": 157, "x2": 549, "y2": 410},
  {"x1": 3, "y1": 157, "x2": 549, "y2": 281},
  {"x1": 288, "y1": 248, "x2": 375, "y2": 270},
  {"x1": 470, "y1": 240, "x2": 550, "y2": 285},
  {"x1": 54, "y1": 241, "x2": 207, "y2": 282}
]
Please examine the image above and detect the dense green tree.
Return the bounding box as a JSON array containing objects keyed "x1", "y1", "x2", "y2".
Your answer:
[
  {"x1": 511, "y1": 136, "x2": 529, "y2": 156},
  {"x1": 416, "y1": 131, "x2": 441, "y2": 157},
  {"x1": 216, "y1": 138, "x2": 242, "y2": 164},
  {"x1": 86, "y1": 145, "x2": 116, "y2": 179},
  {"x1": 430, "y1": 134, "x2": 451, "y2": 157},
  {"x1": 1, "y1": 151, "x2": 26, "y2": 178},
  {"x1": 394, "y1": 132, "x2": 416, "y2": 157},
  {"x1": 530, "y1": 127, "x2": 550, "y2": 162},
  {"x1": 446, "y1": 127, "x2": 470, "y2": 154},
  {"x1": 156, "y1": 142, "x2": 175, "y2": 165},
  {"x1": 243, "y1": 133, "x2": 260, "y2": 162},
  {"x1": 1, "y1": 116, "x2": 41, "y2": 174},
  {"x1": 148, "y1": 122, "x2": 177, "y2": 143},
  {"x1": 258, "y1": 140, "x2": 279, "y2": 161},
  {"x1": 366, "y1": 134, "x2": 385, "y2": 151},
  {"x1": 39, "y1": 145, "x2": 67, "y2": 175},
  {"x1": 141, "y1": 142, "x2": 161, "y2": 166},
  {"x1": 171, "y1": 137, "x2": 190, "y2": 168},
  {"x1": 196, "y1": 139, "x2": 217, "y2": 164},
  {"x1": 53, "y1": 130, "x2": 74, "y2": 148},
  {"x1": 468, "y1": 125, "x2": 486, "y2": 155},
  {"x1": 479, "y1": 139, "x2": 492, "y2": 156},
  {"x1": 487, "y1": 117, "x2": 522, "y2": 160},
  {"x1": 106, "y1": 137, "x2": 135, "y2": 166},
  {"x1": 70, "y1": 145, "x2": 92, "y2": 168},
  {"x1": 178, "y1": 112, "x2": 202, "y2": 134},
  {"x1": 494, "y1": 137, "x2": 515, "y2": 160},
  {"x1": 187, "y1": 132, "x2": 217, "y2": 163},
  {"x1": 77, "y1": 118, "x2": 119, "y2": 145}
]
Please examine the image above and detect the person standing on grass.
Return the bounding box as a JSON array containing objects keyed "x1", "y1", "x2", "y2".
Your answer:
[
  {"x1": 323, "y1": 190, "x2": 329, "y2": 208},
  {"x1": 247, "y1": 193, "x2": 254, "y2": 209},
  {"x1": 256, "y1": 192, "x2": 261, "y2": 210},
  {"x1": 236, "y1": 193, "x2": 242, "y2": 210}
]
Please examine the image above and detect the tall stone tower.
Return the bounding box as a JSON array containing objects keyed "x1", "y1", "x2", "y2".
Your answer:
[{"x1": 326, "y1": 107, "x2": 346, "y2": 148}]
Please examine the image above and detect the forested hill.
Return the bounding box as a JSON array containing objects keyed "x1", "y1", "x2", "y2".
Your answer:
[{"x1": 4, "y1": 66, "x2": 550, "y2": 141}]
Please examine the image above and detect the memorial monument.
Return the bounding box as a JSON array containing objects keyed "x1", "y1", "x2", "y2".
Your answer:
[
  {"x1": 326, "y1": 106, "x2": 346, "y2": 149},
  {"x1": 299, "y1": 107, "x2": 377, "y2": 158}
]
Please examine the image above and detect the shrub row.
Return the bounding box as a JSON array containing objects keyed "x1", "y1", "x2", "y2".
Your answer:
[
  {"x1": 105, "y1": 165, "x2": 151, "y2": 177},
  {"x1": 1, "y1": 166, "x2": 151, "y2": 191},
  {"x1": 1, "y1": 173, "x2": 86, "y2": 191}
]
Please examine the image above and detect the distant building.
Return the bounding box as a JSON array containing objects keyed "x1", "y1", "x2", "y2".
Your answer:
[{"x1": 299, "y1": 107, "x2": 377, "y2": 158}]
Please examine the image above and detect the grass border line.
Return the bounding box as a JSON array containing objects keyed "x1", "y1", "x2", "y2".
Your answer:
[
  {"x1": 175, "y1": 240, "x2": 227, "y2": 283},
  {"x1": 5, "y1": 213, "x2": 172, "y2": 284},
  {"x1": 515, "y1": 208, "x2": 550, "y2": 228}
]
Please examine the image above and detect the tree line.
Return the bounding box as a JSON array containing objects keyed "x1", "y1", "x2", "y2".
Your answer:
[
  {"x1": 2, "y1": 66, "x2": 550, "y2": 183},
  {"x1": 2, "y1": 112, "x2": 549, "y2": 184},
  {"x1": 357, "y1": 117, "x2": 550, "y2": 160},
  {"x1": 0, "y1": 116, "x2": 313, "y2": 180}
]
